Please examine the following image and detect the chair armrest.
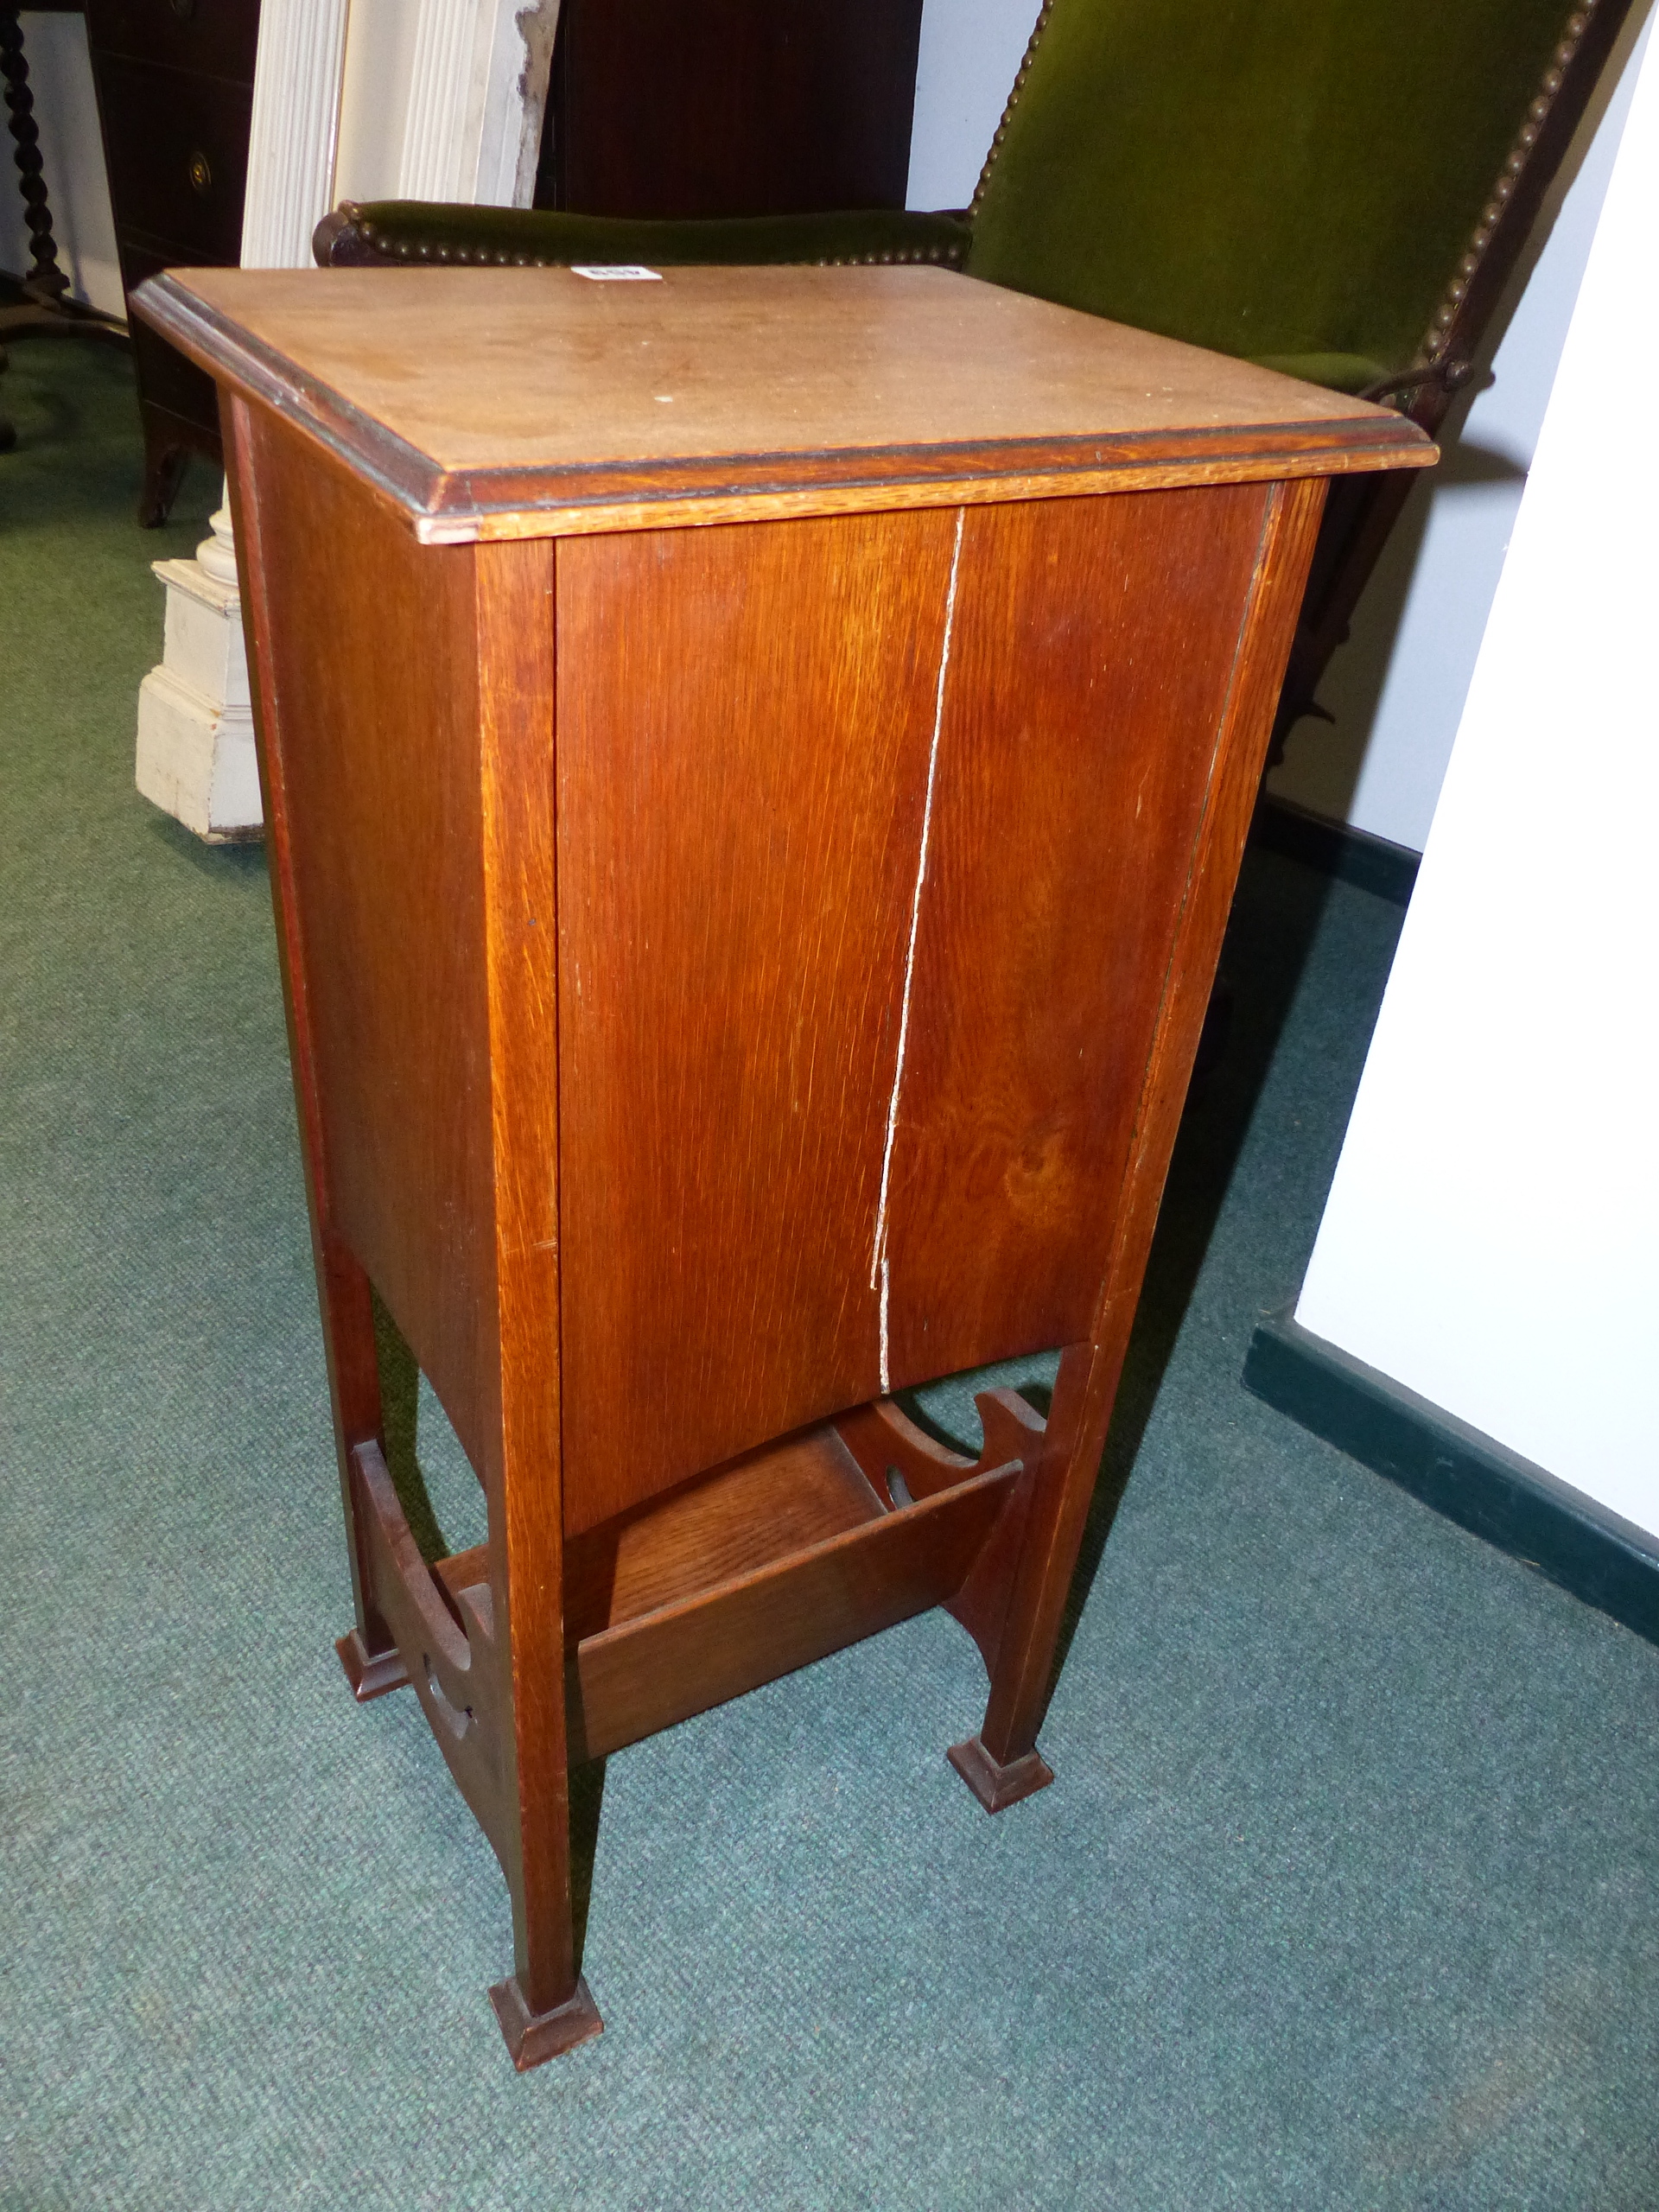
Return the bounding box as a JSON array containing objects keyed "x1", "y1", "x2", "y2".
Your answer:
[{"x1": 315, "y1": 201, "x2": 972, "y2": 273}]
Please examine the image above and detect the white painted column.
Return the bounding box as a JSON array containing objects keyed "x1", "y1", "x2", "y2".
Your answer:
[
  {"x1": 238, "y1": 0, "x2": 353, "y2": 269},
  {"x1": 399, "y1": 0, "x2": 557, "y2": 209},
  {"x1": 135, "y1": 0, "x2": 557, "y2": 841},
  {"x1": 1291, "y1": 25, "x2": 1659, "y2": 1537},
  {"x1": 135, "y1": 0, "x2": 351, "y2": 840}
]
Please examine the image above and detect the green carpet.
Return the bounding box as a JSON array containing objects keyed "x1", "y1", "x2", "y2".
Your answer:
[{"x1": 3, "y1": 338, "x2": 1656, "y2": 2211}]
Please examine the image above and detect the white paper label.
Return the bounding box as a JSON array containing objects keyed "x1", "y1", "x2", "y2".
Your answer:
[{"x1": 569, "y1": 264, "x2": 664, "y2": 282}]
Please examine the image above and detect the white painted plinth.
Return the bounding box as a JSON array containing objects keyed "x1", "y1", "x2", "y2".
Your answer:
[
  {"x1": 130, "y1": 0, "x2": 556, "y2": 842},
  {"x1": 135, "y1": 555, "x2": 263, "y2": 842}
]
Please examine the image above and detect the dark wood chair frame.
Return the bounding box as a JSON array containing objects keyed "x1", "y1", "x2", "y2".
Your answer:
[
  {"x1": 1264, "y1": 0, "x2": 1637, "y2": 742},
  {"x1": 0, "y1": 2, "x2": 125, "y2": 456}
]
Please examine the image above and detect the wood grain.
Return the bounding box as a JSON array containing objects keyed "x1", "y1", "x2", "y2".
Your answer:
[
  {"x1": 568, "y1": 1456, "x2": 1020, "y2": 1764},
  {"x1": 555, "y1": 507, "x2": 958, "y2": 1529},
  {"x1": 555, "y1": 486, "x2": 1281, "y2": 1532},
  {"x1": 225, "y1": 393, "x2": 393, "y2": 1670},
  {"x1": 229, "y1": 405, "x2": 497, "y2": 1467},
  {"x1": 210, "y1": 256, "x2": 1419, "y2": 2058},
  {"x1": 880, "y1": 484, "x2": 1276, "y2": 1388},
  {"x1": 976, "y1": 477, "x2": 1332, "y2": 1775},
  {"x1": 233, "y1": 412, "x2": 584, "y2": 2023},
  {"x1": 83, "y1": 0, "x2": 260, "y2": 517},
  {"x1": 563, "y1": 1427, "x2": 887, "y2": 1647},
  {"x1": 133, "y1": 265, "x2": 1433, "y2": 540},
  {"x1": 355, "y1": 1442, "x2": 510, "y2": 1866},
  {"x1": 836, "y1": 1388, "x2": 1049, "y2": 1676},
  {"x1": 472, "y1": 536, "x2": 582, "y2": 2022}
]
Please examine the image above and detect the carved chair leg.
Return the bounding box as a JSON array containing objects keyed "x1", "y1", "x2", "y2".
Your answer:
[{"x1": 138, "y1": 434, "x2": 192, "y2": 528}]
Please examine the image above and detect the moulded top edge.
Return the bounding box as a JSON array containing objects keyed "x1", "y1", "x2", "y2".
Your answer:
[{"x1": 133, "y1": 264, "x2": 1434, "y2": 535}]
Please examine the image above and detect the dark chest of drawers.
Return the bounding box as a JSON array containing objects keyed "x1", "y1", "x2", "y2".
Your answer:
[
  {"x1": 85, "y1": 0, "x2": 260, "y2": 521},
  {"x1": 82, "y1": 0, "x2": 921, "y2": 521}
]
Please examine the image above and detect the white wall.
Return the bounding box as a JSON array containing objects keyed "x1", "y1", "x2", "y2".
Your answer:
[
  {"x1": 907, "y1": 0, "x2": 1043, "y2": 211},
  {"x1": 0, "y1": 11, "x2": 121, "y2": 318},
  {"x1": 907, "y1": 0, "x2": 1653, "y2": 855},
  {"x1": 1294, "y1": 22, "x2": 1659, "y2": 1536},
  {"x1": 1269, "y1": 3, "x2": 1655, "y2": 850}
]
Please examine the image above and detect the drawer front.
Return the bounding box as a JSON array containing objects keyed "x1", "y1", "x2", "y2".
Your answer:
[
  {"x1": 96, "y1": 54, "x2": 252, "y2": 262},
  {"x1": 86, "y1": 0, "x2": 260, "y2": 87}
]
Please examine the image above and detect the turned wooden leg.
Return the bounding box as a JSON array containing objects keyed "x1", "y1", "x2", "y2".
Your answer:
[{"x1": 2, "y1": 8, "x2": 70, "y2": 315}]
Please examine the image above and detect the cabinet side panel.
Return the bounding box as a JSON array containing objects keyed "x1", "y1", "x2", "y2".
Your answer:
[
  {"x1": 556, "y1": 511, "x2": 960, "y2": 1532},
  {"x1": 556, "y1": 488, "x2": 1273, "y2": 1532},
  {"x1": 239, "y1": 407, "x2": 495, "y2": 1462},
  {"x1": 883, "y1": 483, "x2": 1274, "y2": 1383}
]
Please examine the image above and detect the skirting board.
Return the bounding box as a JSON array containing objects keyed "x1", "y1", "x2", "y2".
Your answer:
[
  {"x1": 1243, "y1": 1312, "x2": 1659, "y2": 1647},
  {"x1": 1250, "y1": 796, "x2": 1421, "y2": 905}
]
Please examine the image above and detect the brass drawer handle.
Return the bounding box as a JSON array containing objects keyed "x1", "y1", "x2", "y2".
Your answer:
[{"x1": 188, "y1": 149, "x2": 213, "y2": 196}]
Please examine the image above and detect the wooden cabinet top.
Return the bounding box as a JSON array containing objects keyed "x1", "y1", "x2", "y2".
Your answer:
[{"x1": 136, "y1": 264, "x2": 1433, "y2": 543}]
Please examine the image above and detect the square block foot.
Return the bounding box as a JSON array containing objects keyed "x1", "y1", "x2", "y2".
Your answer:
[
  {"x1": 489, "y1": 1973, "x2": 605, "y2": 2070},
  {"x1": 335, "y1": 1628, "x2": 409, "y2": 1702},
  {"x1": 948, "y1": 1734, "x2": 1055, "y2": 1814}
]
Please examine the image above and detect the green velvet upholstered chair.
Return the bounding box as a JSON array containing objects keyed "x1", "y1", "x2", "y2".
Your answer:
[{"x1": 315, "y1": 0, "x2": 1635, "y2": 735}]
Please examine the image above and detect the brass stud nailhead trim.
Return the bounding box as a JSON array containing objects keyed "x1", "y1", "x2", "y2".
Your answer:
[
  {"x1": 969, "y1": 0, "x2": 1055, "y2": 217},
  {"x1": 1415, "y1": 0, "x2": 1598, "y2": 365},
  {"x1": 368, "y1": 232, "x2": 967, "y2": 275}
]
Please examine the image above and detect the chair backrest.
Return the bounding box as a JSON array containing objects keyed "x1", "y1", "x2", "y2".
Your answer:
[{"x1": 966, "y1": 0, "x2": 1590, "y2": 388}]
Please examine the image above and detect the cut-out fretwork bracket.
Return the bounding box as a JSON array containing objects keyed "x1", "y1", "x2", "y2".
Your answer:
[
  {"x1": 351, "y1": 1441, "x2": 512, "y2": 1869},
  {"x1": 835, "y1": 1389, "x2": 1047, "y2": 1680},
  {"x1": 342, "y1": 1389, "x2": 1047, "y2": 1796}
]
